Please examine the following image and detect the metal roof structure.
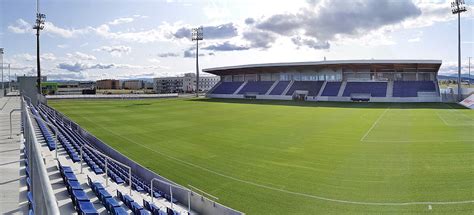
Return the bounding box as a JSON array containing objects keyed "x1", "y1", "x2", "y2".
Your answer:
[{"x1": 203, "y1": 60, "x2": 442, "y2": 76}]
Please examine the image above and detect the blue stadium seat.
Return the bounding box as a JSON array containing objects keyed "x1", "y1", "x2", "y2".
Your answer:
[
  {"x1": 393, "y1": 81, "x2": 436, "y2": 97},
  {"x1": 237, "y1": 81, "x2": 274, "y2": 95},
  {"x1": 343, "y1": 82, "x2": 387, "y2": 97},
  {"x1": 286, "y1": 81, "x2": 324, "y2": 96},
  {"x1": 210, "y1": 82, "x2": 243, "y2": 94},
  {"x1": 269, "y1": 81, "x2": 290, "y2": 95},
  {"x1": 77, "y1": 201, "x2": 99, "y2": 215},
  {"x1": 321, "y1": 82, "x2": 342, "y2": 96}
]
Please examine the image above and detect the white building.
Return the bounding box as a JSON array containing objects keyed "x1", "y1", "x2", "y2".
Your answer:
[{"x1": 153, "y1": 73, "x2": 220, "y2": 93}]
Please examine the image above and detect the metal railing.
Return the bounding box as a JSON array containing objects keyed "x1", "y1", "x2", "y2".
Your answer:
[
  {"x1": 21, "y1": 96, "x2": 60, "y2": 214},
  {"x1": 150, "y1": 178, "x2": 192, "y2": 212},
  {"x1": 79, "y1": 144, "x2": 132, "y2": 195}
]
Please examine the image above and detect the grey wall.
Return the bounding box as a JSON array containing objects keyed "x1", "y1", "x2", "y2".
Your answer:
[{"x1": 18, "y1": 76, "x2": 39, "y2": 105}]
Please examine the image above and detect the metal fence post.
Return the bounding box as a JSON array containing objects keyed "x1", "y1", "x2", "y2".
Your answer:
[
  {"x1": 105, "y1": 158, "x2": 108, "y2": 187},
  {"x1": 80, "y1": 146, "x2": 84, "y2": 174}
]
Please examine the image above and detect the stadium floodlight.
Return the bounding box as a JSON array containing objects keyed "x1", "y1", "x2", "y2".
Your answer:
[
  {"x1": 33, "y1": 0, "x2": 46, "y2": 94},
  {"x1": 192, "y1": 26, "x2": 203, "y2": 97},
  {"x1": 451, "y1": 0, "x2": 467, "y2": 101}
]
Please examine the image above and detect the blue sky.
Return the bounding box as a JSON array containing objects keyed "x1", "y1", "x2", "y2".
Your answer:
[{"x1": 0, "y1": 0, "x2": 473, "y2": 81}]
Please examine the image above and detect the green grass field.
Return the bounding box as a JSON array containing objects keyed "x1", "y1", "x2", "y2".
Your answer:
[{"x1": 48, "y1": 98, "x2": 474, "y2": 214}]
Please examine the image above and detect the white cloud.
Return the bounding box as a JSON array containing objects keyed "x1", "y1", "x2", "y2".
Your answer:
[
  {"x1": 148, "y1": 58, "x2": 161, "y2": 63},
  {"x1": 8, "y1": 19, "x2": 33, "y2": 34},
  {"x1": 57, "y1": 44, "x2": 69, "y2": 48},
  {"x1": 93, "y1": 24, "x2": 173, "y2": 43},
  {"x1": 108, "y1": 17, "x2": 134, "y2": 25},
  {"x1": 43, "y1": 22, "x2": 90, "y2": 38},
  {"x1": 41, "y1": 53, "x2": 57, "y2": 61},
  {"x1": 66, "y1": 52, "x2": 97, "y2": 61},
  {"x1": 93, "y1": 45, "x2": 132, "y2": 57},
  {"x1": 408, "y1": 37, "x2": 421, "y2": 42},
  {"x1": 13, "y1": 53, "x2": 35, "y2": 61}
]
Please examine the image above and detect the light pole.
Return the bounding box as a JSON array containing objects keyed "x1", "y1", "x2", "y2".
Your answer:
[
  {"x1": 191, "y1": 27, "x2": 203, "y2": 97},
  {"x1": 0, "y1": 48, "x2": 4, "y2": 95},
  {"x1": 469, "y1": 57, "x2": 471, "y2": 87},
  {"x1": 451, "y1": 0, "x2": 467, "y2": 101},
  {"x1": 33, "y1": 0, "x2": 46, "y2": 94}
]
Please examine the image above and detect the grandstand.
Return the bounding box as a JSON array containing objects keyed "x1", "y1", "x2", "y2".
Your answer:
[
  {"x1": 0, "y1": 91, "x2": 243, "y2": 214},
  {"x1": 204, "y1": 60, "x2": 442, "y2": 102}
]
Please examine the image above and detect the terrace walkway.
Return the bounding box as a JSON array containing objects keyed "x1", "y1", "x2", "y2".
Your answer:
[{"x1": 0, "y1": 96, "x2": 28, "y2": 214}]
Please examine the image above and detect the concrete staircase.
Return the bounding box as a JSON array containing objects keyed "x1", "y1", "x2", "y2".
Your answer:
[
  {"x1": 317, "y1": 81, "x2": 328, "y2": 97},
  {"x1": 233, "y1": 81, "x2": 248, "y2": 95},
  {"x1": 265, "y1": 81, "x2": 279, "y2": 95},
  {"x1": 281, "y1": 80, "x2": 294, "y2": 96},
  {"x1": 337, "y1": 81, "x2": 347, "y2": 97},
  {"x1": 386, "y1": 81, "x2": 393, "y2": 97}
]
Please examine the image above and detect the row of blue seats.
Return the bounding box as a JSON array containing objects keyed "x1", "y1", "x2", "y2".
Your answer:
[
  {"x1": 31, "y1": 108, "x2": 56, "y2": 151},
  {"x1": 393, "y1": 81, "x2": 436, "y2": 97},
  {"x1": 343, "y1": 82, "x2": 387, "y2": 97},
  {"x1": 143, "y1": 199, "x2": 179, "y2": 215},
  {"x1": 286, "y1": 81, "x2": 324, "y2": 96},
  {"x1": 24, "y1": 147, "x2": 34, "y2": 215},
  {"x1": 87, "y1": 176, "x2": 128, "y2": 214},
  {"x1": 58, "y1": 162, "x2": 99, "y2": 215},
  {"x1": 117, "y1": 190, "x2": 150, "y2": 215}
]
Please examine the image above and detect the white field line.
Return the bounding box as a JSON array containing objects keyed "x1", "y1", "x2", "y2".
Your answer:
[
  {"x1": 360, "y1": 108, "x2": 389, "y2": 142},
  {"x1": 437, "y1": 110, "x2": 474, "y2": 127},
  {"x1": 443, "y1": 103, "x2": 474, "y2": 121},
  {"x1": 78, "y1": 115, "x2": 474, "y2": 206},
  {"x1": 436, "y1": 112, "x2": 451, "y2": 126},
  {"x1": 362, "y1": 139, "x2": 474, "y2": 143}
]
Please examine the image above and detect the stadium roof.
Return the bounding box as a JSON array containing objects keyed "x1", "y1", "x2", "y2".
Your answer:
[{"x1": 203, "y1": 59, "x2": 442, "y2": 76}]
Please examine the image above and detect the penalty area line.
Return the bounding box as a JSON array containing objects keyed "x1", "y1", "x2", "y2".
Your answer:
[{"x1": 360, "y1": 108, "x2": 389, "y2": 142}]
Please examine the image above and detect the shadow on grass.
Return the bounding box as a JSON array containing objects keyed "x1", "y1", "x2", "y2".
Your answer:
[{"x1": 189, "y1": 98, "x2": 466, "y2": 109}]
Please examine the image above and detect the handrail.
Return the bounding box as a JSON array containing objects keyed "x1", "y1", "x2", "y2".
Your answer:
[
  {"x1": 22, "y1": 96, "x2": 60, "y2": 214},
  {"x1": 151, "y1": 177, "x2": 192, "y2": 211},
  {"x1": 9, "y1": 108, "x2": 21, "y2": 139},
  {"x1": 79, "y1": 143, "x2": 132, "y2": 195}
]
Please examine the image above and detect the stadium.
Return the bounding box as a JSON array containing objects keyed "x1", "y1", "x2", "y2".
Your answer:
[
  {"x1": 1, "y1": 0, "x2": 473, "y2": 215},
  {"x1": 204, "y1": 60, "x2": 443, "y2": 102}
]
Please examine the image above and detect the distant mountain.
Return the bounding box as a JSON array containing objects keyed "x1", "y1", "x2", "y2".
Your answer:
[
  {"x1": 118, "y1": 78, "x2": 154, "y2": 83},
  {"x1": 438, "y1": 74, "x2": 474, "y2": 81}
]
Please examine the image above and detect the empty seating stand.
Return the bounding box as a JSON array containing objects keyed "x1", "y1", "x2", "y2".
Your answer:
[
  {"x1": 210, "y1": 82, "x2": 243, "y2": 94},
  {"x1": 36, "y1": 104, "x2": 180, "y2": 213},
  {"x1": 321, "y1": 82, "x2": 342, "y2": 96},
  {"x1": 269, "y1": 81, "x2": 290, "y2": 95},
  {"x1": 393, "y1": 81, "x2": 436, "y2": 97},
  {"x1": 343, "y1": 82, "x2": 387, "y2": 97},
  {"x1": 237, "y1": 81, "x2": 274, "y2": 95},
  {"x1": 286, "y1": 81, "x2": 324, "y2": 96}
]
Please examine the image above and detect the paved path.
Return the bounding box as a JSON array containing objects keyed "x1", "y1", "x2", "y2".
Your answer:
[{"x1": 0, "y1": 96, "x2": 28, "y2": 214}]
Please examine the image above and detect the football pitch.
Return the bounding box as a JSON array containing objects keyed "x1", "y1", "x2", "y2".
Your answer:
[{"x1": 48, "y1": 98, "x2": 474, "y2": 214}]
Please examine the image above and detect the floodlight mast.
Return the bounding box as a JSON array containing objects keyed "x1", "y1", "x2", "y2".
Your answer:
[
  {"x1": 33, "y1": 0, "x2": 46, "y2": 94},
  {"x1": 469, "y1": 57, "x2": 471, "y2": 87},
  {"x1": 0, "y1": 48, "x2": 4, "y2": 95},
  {"x1": 192, "y1": 27, "x2": 203, "y2": 97},
  {"x1": 451, "y1": 0, "x2": 467, "y2": 101}
]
